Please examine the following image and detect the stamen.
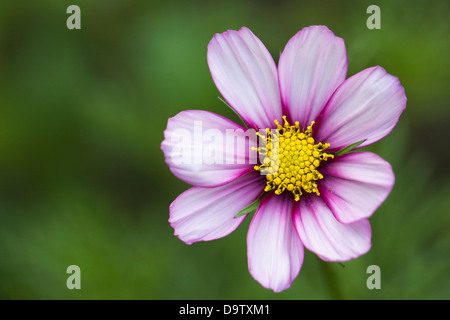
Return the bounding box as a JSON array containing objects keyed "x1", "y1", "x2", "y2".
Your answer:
[{"x1": 254, "y1": 117, "x2": 334, "y2": 201}]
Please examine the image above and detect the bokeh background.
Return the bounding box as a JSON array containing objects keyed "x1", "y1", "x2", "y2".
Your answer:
[{"x1": 0, "y1": 0, "x2": 449, "y2": 299}]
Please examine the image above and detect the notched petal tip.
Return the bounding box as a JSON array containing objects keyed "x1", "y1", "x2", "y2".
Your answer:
[{"x1": 316, "y1": 65, "x2": 407, "y2": 150}]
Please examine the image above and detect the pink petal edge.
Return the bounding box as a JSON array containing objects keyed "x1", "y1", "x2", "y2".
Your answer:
[
  {"x1": 247, "y1": 192, "x2": 304, "y2": 292},
  {"x1": 207, "y1": 27, "x2": 283, "y2": 130},
  {"x1": 161, "y1": 109, "x2": 255, "y2": 188},
  {"x1": 278, "y1": 25, "x2": 348, "y2": 129},
  {"x1": 293, "y1": 194, "x2": 372, "y2": 262},
  {"x1": 316, "y1": 66, "x2": 407, "y2": 151},
  {"x1": 319, "y1": 151, "x2": 395, "y2": 224},
  {"x1": 169, "y1": 171, "x2": 265, "y2": 245}
]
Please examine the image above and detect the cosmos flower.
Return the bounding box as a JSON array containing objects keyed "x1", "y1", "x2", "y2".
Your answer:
[{"x1": 161, "y1": 26, "x2": 406, "y2": 292}]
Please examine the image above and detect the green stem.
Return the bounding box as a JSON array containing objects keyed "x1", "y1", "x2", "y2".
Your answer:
[{"x1": 318, "y1": 258, "x2": 344, "y2": 300}]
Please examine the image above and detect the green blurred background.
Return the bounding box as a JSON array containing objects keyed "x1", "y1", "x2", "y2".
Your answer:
[{"x1": 0, "y1": 0, "x2": 449, "y2": 299}]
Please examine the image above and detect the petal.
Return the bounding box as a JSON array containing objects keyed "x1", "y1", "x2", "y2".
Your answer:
[
  {"x1": 169, "y1": 171, "x2": 264, "y2": 245},
  {"x1": 318, "y1": 152, "x2": 394, "y2": 224},
  {"x1": 316, "y1": 66, "x2": 407, "y2": 151},
  {"x1": 247, "y1": 193, "x2": 304, "y2": 292},
  {"x1": 161, "y1": 110, "x2": 257, "y2": 187},
  {"x1": 207, "y1": 27, "x2": 282, "y2": 129},
  {"x1": 278, "y1": 25, "x2": 347, "y2": 129},
  {"x1": 293, "y1": 195, "x2": 372, "y2": 262}
]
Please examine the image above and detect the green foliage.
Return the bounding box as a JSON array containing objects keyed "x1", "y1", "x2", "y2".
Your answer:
[
  {"x1": 235, "y1": 198, "x2": 261, "y2": 218},
  {"x1": 332, "y1": 140, "x2": 366, "y2": 156}
]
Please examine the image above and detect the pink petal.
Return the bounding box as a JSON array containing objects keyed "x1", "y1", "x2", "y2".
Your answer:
[
  {"x1": 161, "y1": 110, "x2": 256, "y2": 188},
  {"x1": 318, "y1": 152, "x2": 394, "y2": 224},
  {"x1": 316, "y1": 66, "x2": 407, "y2": 151},
  {"x1": 207, "y1": 27, "x2": 282, "y2": 129},
  {"x1": 293, "y1": 195, "x2": 372, "y2": 262},
  {"x1": 169, "y1": 171, "x2": 264, "y2": 245},
  {"x1": 247, "y1": 193, "x2": 304, "y2": 292},
  {"x1": 278, "y1": 25, "x2": 347, "y2": 129}
]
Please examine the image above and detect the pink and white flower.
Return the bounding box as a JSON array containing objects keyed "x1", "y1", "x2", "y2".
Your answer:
[{"x1": 161, "y1": 26, "x2": 406, "y2": 292}]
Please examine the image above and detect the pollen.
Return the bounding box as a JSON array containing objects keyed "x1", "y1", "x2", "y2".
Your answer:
[{"x1": 253, "y1": 116, "x2": 334, "y2": 201}]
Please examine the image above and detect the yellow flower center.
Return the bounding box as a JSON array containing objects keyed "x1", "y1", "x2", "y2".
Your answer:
[{"x1": 254, "y1": 116, "x2": 334, "y2": 201}]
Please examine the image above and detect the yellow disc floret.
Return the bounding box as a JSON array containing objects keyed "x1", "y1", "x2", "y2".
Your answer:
[{"x1": 253, "y1": 116, "x2": 334, "y2": 201}]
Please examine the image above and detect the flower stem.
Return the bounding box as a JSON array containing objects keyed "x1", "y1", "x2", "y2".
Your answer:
[{"x1": 318, "y1": 258, "x2": 344, "y2": 300}]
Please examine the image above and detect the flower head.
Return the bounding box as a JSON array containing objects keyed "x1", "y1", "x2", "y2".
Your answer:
[{"x1": 161, "y1": 26, "x2": 406, "y2": 292}]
